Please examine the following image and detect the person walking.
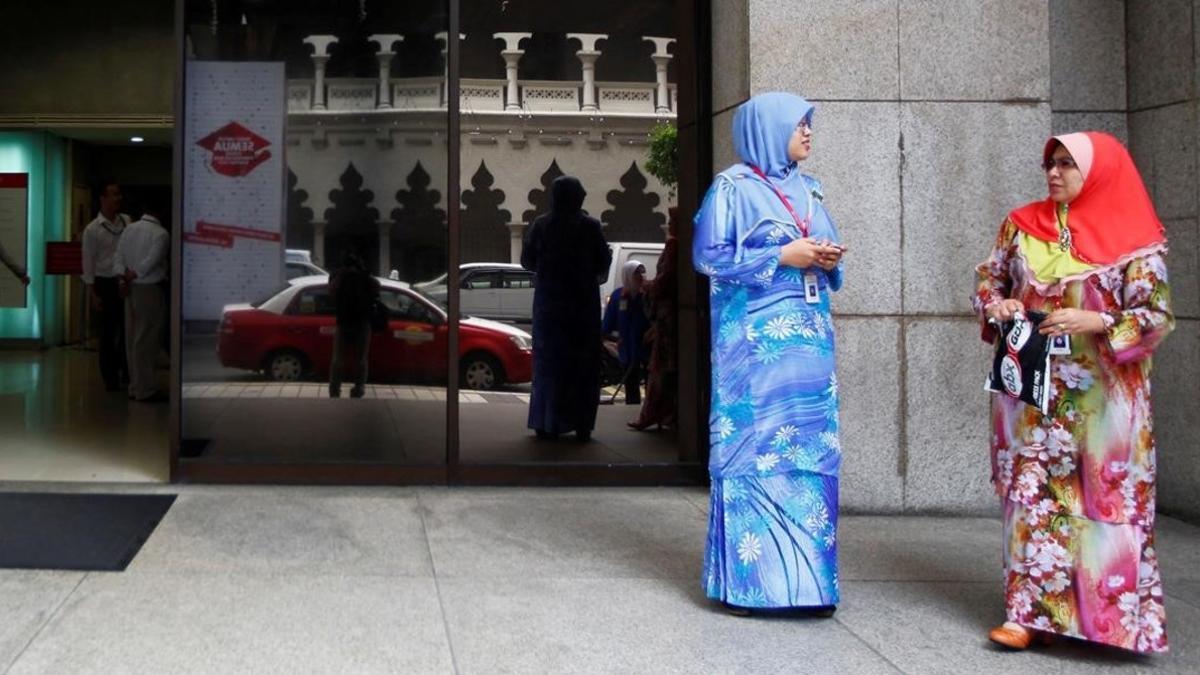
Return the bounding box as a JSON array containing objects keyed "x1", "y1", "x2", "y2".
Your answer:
[{"x1": 329, "y1": 251, "x2": 379, "y2": 399}]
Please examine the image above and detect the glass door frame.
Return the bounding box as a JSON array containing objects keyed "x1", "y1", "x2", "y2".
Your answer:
[{"x1": 169, "y1": 0, "x2": 712, "y2": 486}]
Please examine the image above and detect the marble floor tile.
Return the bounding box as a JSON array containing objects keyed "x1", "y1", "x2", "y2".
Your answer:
[
  {"x1": 0, "y1": 571, "x2": 85, "y2": 673},
  {"x1": 439, "y1": 576, "x2": 899, "y2": 675},
  {"x1": 7, "y1": 573, "x2": 454, "y2": 675},
  {"x1": 835, "y1": 580, "x2": 1198, "y2": 674},
  {"x1": 1158, "y1": 516, "x2": 1200, "y2": 582},
  {"x1": 419, "y1": 487, "x2": 708, "y2": 579},
  {"x1": 838, "y1": 516, "x2": 1001, "y2": 582},
  {"x1": 130, "y1": 490, "x2": 433, "y2": 577}
]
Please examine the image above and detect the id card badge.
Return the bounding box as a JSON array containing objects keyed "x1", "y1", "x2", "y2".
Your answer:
[
  {"x1": 804, "y1": 273, "x2": 820, "y2": 304},
  {"x1": 1049, "y1": 334, "x2": 1072, "y2": 356}
]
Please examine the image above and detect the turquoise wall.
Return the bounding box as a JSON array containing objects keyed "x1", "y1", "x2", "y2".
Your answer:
[{"x1": 0, "y1": 131, "x2": 67, "y2": 344}]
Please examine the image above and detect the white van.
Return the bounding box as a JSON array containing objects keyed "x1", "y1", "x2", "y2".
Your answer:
[
  {"x1": 414, "y1": 263, "x2": 535, "y2": 323},
  {"x1": 601, "y1": 241, "x2": 665, "y2": 312}
]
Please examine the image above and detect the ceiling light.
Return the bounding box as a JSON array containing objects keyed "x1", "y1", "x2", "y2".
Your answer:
[{"x1": 130, "y1": 136, "x2": 145, "y2": 143}]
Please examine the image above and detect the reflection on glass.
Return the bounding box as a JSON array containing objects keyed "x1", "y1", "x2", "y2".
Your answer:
[
  {"x1": 456, "y1": 2, "x2": 682, "y2": 464},
  {"x1": 181, "y1": 0, "x2": 448, "y2": 465}
]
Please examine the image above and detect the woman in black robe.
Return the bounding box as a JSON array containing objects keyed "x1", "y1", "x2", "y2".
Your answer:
[{"x1": 521, "y1": 176, "x2": 612, "y2": 441}]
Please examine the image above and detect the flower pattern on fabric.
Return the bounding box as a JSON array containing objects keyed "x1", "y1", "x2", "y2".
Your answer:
[
  {"x1": 976, "y1": 218, "x2": 1172, "y2": 654},
  {"x1": 695, "y1": 165, "x2": 843, "y2": 609}
]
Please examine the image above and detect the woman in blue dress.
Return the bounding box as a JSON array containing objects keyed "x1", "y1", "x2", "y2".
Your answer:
[{"x1": 694, "y1": 92, "x2": 846, "y2": 614}]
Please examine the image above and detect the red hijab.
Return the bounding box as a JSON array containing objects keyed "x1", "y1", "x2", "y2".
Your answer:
[{"x1": 1008, "y1": 131, "x2": 1166, "y2": 265}]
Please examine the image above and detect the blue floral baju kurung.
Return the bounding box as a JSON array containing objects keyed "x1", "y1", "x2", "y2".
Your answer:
[{"x1": 694, "y1": 93, "x2": 844, "y2": 609}]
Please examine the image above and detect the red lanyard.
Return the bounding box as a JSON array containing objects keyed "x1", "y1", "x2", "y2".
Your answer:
[{"x1": 747, "y1": 163, "x2": 810, "y2": 238}]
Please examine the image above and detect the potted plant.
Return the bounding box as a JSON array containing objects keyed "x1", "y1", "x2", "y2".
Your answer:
[{"x1": 645, "y1": 121, "x2": 679, "y2": 236}]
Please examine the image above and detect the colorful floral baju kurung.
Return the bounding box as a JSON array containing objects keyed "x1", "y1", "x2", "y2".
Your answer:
[
  {"x1": 975, "y1": 131, "x2": 1173, "y2": 653},
  {"x1": 695, "y1": 93, "x2": 843, "y2": 609}
]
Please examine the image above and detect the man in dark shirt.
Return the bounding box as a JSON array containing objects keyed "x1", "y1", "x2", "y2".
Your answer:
[{"x1": 329, "y1": 252, "x2": 380, "y2": 399}]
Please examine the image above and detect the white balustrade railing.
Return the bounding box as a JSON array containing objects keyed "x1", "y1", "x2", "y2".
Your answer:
[
  {"x1": 392, "y1": 78, "x2": 442, "y2": 110},
  {"x1": 288, "y1": 81, "x2": 314, "y2": 112},
  {"x1": 297, "y1": 32, "x2": 676, "y2": 117},
  {"x1": 597, "y1": 83, "x2": 656, "y2": 114},
  {"x1": 460, "y1": 79, "x2": 506, "y2": 113},
  {"x1": 293, "y1": 76, "x2": 674, "y2": 115},
  {"x1": 325, "y1": 78, "x2": 379, "y2": 111},
  {"x1": 518, "y1": 81, "x2": 581, "y2": 113}
]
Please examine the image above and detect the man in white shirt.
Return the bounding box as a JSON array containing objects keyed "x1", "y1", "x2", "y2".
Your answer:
[
  {"x1": 114, "y1": 197, "x2": 169, "y2": 403},
  {"x1": 81, "y1": 180, "x2": 131, "y2": 391}
]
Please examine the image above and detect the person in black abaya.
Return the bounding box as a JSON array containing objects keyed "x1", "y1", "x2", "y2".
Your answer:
[{"x1": 521, "y1": 176, "x2": 612, "y2": 441}]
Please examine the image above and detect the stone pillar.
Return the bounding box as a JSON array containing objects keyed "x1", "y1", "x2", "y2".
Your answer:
[
  {"x1": 506, "y1": 222, "x2": 527, "y2": 264},
  {"x1": 568, "y1": 33, "x2": 608, "y2": 112},
  {"x1": 312, "y1": 222, "x2": 327, "y2": 267},
  {"x1": 370, "y1": 34, "x2": 404, "y2": 109},
  {"x1": 494, "y1": 32, "x2": 533, "y2": 111},
  {"x1": 378, "y1": 222, "x2": 391, "y2": 274},
  {"x1": 303, "y1": 35, "x2": 339, "y2": 111},
  {"x1": 716, "y1": 1, "x2": 1054, "y2": 513},
  {"x1": 435, "y1": 31, "x2": 466, "y2": 107},
  {"x1": 1122, "y1": 0, "x2": 1200, "y2": 522},
  {"x1": 643, "y1": 37, "x2": 676, "y2": 114}
]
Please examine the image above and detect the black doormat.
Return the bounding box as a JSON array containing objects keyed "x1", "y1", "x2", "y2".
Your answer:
[{"x1": 0, "y1": 493, "x2": 176, "y2": 571}]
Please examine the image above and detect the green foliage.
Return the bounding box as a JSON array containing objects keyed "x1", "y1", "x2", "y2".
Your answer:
[{"x1": 645, "y1": 122, "x2": 679, "y2": 199}]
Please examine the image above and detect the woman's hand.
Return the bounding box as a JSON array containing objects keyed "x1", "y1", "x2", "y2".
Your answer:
[
  {"x1": 1039, "y1": 308, "x2": 1106, "y2": 336},
  {"x1": 985, "y1": 299, "x2": 1025, "y2": 323},
  {"x1": 814, "y1": 241, "x2": 845, "y2": 271},
  {"x1": 780, "y1": 238, "x2": 841, "y2": 269}
]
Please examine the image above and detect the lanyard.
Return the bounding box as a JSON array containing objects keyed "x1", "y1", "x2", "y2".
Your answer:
[{"x1": 747, "y1": 163, "x2": 811, "y2": 238}]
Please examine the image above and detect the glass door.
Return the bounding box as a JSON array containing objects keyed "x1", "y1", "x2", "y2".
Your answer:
[
  {"x1": 175, "y1": 0, "x2": 451, "y2": 481},
  {"x1": 452, "y1": 0, "x2": 705, "y2": 480},
  {"x1": 171, "y1": 0, "x2": 707, "y2": 484}
]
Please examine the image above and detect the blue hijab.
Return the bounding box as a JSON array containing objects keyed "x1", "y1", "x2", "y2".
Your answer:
[
  {"x1": 693, "y1": 92, "x2": 841, "y2": 291},
  {"x1": 734, "y1": 92, "x2": 814, "y2": 178}
]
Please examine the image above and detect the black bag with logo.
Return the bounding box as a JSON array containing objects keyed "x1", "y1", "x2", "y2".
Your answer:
[{"x1": 985, "y1": 310, "x2": 1052, "y2": 414}]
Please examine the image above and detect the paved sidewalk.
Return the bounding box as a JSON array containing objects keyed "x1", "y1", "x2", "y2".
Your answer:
[{"x1": 1, "y1": 486, "x2": 1198, "y2": 674}]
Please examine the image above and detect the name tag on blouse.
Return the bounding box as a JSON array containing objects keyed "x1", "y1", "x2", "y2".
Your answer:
[
  {"x1": 804, "y1": 273, "x2": 820, "y2": 304},
  {"x1": 1049, "y1": 335, "x2": 1071, "y2": 356},
  {"x1": 619, "y1": 298, "x2": 628, "y2": 311}
]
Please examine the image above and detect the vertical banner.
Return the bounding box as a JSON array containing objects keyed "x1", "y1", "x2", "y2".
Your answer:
[
  {"x1": 0, "y1": 173, "x2": 29, "y2": 308},
  {"x1": 183, "y1": 61, "x2": 286, "y2": 320}
]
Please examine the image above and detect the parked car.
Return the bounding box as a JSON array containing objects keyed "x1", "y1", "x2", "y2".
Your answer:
[
  {"x1": 286, "y1": 260, "x2": 326, "y2": 279},
  {"x1": 285, "y1": 249, "x2": 326, "y2": 280},
  {"x1": 286, "y1": 249, "x2": 316, "y2": 264},
  {"x1": 217, "y1": 275, "x2": 532, "y2": 390},
  {"x1": 600, "y1": 241, "x2": 665, "y2": 313},
  {"x1": 414, "y1": 263, "x2": 534, "y2": 323}
]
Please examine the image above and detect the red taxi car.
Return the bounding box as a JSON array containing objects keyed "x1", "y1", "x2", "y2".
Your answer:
[{"x1": 217, "y1": 275, "x2": 533, "y2": 390}]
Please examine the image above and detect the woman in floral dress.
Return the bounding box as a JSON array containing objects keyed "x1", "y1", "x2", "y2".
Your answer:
[
  {"x1": 694, "y1": 92, "x2": 846, "y2": 613},
  {"x1": 975, "y1": 131, "x2": 1172, "y2": 653}
]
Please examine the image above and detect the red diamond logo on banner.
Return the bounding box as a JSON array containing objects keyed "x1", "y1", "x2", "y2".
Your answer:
[{"x1": 196, "y1": 121, "x2": 272, "y2": 177}]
